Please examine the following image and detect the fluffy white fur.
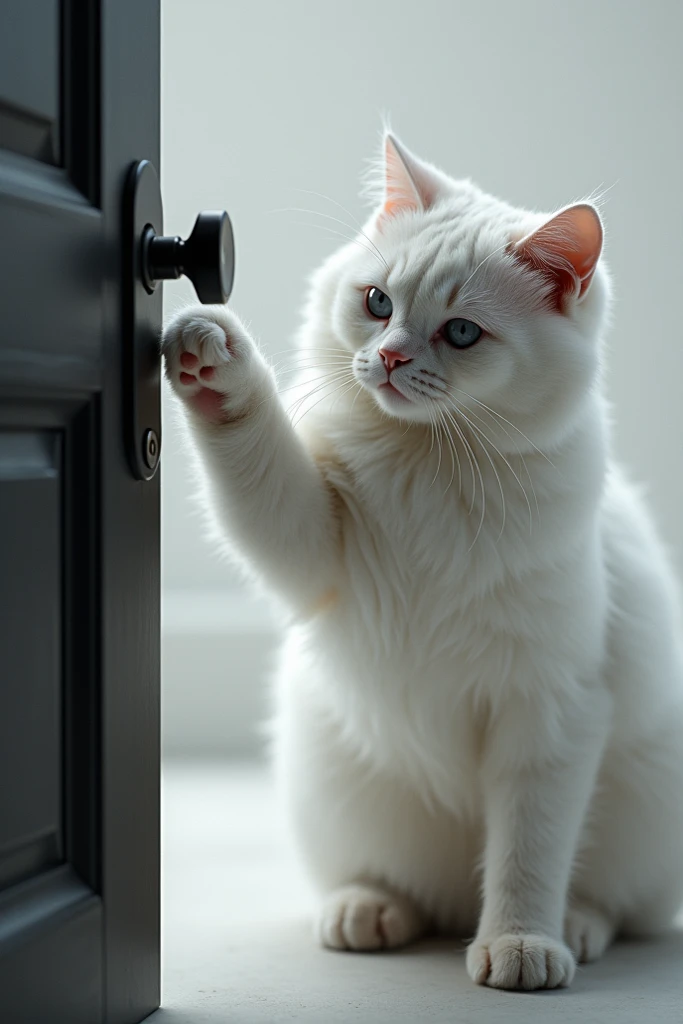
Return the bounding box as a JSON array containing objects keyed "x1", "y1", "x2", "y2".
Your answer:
[{"x1": 162, "y1": 134, "x2": 683, "y2": 991}]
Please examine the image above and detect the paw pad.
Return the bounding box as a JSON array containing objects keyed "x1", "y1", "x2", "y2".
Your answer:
[{"x1": 179, "y1": 359, "x2": 216, "y2": 386}]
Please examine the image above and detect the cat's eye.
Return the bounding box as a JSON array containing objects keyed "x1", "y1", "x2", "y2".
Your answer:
[
  {"x1": 365, "y1": 287, "x2": 393, "y2": 320},
  {"x1": 443, "y1": 318, "x2": 482, "y2": 348}
]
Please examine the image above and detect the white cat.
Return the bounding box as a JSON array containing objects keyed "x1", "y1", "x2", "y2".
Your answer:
[{"x1": 162, "y1": 134, "x2": 683, "y2": 990}]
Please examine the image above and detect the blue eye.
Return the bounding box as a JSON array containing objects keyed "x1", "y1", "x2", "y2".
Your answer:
[
  {"x1": 443, "y1": 318, "x2": 482, "y2": 348},
  {"x1": 365, "y1": 287, "x2": 393, "y2": 320}
]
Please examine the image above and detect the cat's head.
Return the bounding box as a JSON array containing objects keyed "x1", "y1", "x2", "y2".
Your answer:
[{"x1": 316, "y1": 134, "x2": 609, "y2": 451}]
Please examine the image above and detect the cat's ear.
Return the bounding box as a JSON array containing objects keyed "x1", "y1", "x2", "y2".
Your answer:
[
  {"x1": 514, "y1": 204, "x2": 603, "y2": 306},
  {"x1": 381, "y1": 134, "x2": 446, "y2": 218}
]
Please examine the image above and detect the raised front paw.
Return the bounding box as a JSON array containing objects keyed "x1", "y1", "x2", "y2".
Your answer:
[
  {"x1": 466, "y1": 932, "x2": 575, "y2": 990},
  {"x1": 161, "y1": 306, "x2": 269, "y2": 424}
]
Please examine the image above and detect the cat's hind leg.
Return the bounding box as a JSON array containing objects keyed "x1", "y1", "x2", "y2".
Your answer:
[
  {"x1": 564, "y1": 901, "x2": 616, "y2": 963},
  {"x1": 318, "y1": 882, "x2": 427, "y2": 952},
  {"x1": 569, "y1": 724, "x2": 683, "y2": 956},
  {"x1": 273, "y1": 662, "x2": 481, "y2": 952}
]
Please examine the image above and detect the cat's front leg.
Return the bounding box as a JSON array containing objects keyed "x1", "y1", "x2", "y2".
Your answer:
[
  {"x1": 467, "y1": 712, "x2": 607, "y2": 991},
  {"x1": 162, "y1": 305, "x2": 339, "y2": 608}
]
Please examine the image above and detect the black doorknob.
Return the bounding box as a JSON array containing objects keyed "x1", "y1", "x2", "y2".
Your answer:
[{"x1": 141, "y1": 210, "x2": 235, "y2": 305}]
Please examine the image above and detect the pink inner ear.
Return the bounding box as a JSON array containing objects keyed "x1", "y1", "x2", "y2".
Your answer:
[
  {"x1": 379, "y1": 134, "x2": 447, "y2": 225},
  {"x1": 383, "y1": 136, "x2": 421, "y2": 217},
  {"x1": 515, "y1": 204, "x2": 603, "y2": 308}
]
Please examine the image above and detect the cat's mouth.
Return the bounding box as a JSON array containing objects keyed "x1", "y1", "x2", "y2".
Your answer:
[{"x1": 378, "y1": 381, "x2": 410, "y2": 402}]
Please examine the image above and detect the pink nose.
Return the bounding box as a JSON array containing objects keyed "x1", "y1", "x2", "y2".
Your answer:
[{"x1": 379, "y1": 347, "x2": 412, "y2": 373}]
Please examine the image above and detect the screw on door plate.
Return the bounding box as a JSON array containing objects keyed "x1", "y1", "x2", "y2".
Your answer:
[{"x1": 143, "y1": 428, "x2": 160, "y2": 471}]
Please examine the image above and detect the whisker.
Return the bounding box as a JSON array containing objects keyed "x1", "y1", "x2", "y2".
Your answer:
[
  {"x1": 284, "y1": 371, "x2": 356, "y2": 420},
  {"x1": 292, "y1": 375, "x2": 359, "y2": 428},
  {"x1": 442, "y1": 406, "x2": 481, "y2": 530},
  {"x1": 289, "y1": 371, "x2": 356, "y2": 409},
  {"x1": 286, "y1": 368, "x2": 356, "y2": 409},
  {"x1": 262, "y1": 371, "x2": 352, "y2": 465},
  {"x1": 272, "y1": 359, "x2": 352, "y2": 377},
  {"x1": 445, "y1": 411, "x2": 486, "y2": 552},
  {"x1": 273, "y1": 356, "x2": 351, "y2": 369},
  {"x1": 445, "y1": 389, "x2": 537, "y2": 530},
  {"x1": 349, "y1": 378, "x2": 365, "y2": 416},
  {"x1": 270, "y1": 354, "x2": 353, "y2": 384},
  {"x1": 328, "y1": 377, "x2": 362, "y2": 415},
  {"x1": 448, "y1": 385, "x2": 555, "y2": 468},
  {"x1": 275, "y1": 368, "x2": 355, "y2": 396},
  {"x1": 427, "y1": 404, "x2": 436, "y2": 455},
  {"x1": 450, "y1": 399, "x2": 507, "y2": 542},
  {"x1": 438, "y1": 406, "x2": 460, "y2": 497},
  {"x1": 292, "y1": 220, "x2": 388, "y2": 270},
  {"x1": 280, "y1": 204, "x2": 390, "y2": 273},
  {"x1": 272, "y1": 351, "x2": 351, "y2": 362},
  {"x1": 429, "y1": 404, "x2": 443, "y2": 488},
  {"x1": 411, "y1": 380, "x2": 474, "y2": 512},
  {"x1": 252, "y1": 371, "x2": 349, "y2": 418},
  {"x1": 292, "y1": 188, "x2": 390, "y2": 271},
  {"x1": 267, "y1": 346, "x2": 353, "y2": 358}
]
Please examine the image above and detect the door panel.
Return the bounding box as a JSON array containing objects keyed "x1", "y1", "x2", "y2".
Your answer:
[
  {"x1": 0, "y1": 2, "x2": 161, "y2": 1021},
  {"x1": 0, "y1": 869, "x2": 102, "y2": 1024},
  {"x1": 0, "y1": 1, "x2": 60, "y2": 163},
  {"x1": 0, "y1": 156, "x2": 101, "y2": 395},
  {"x1": 0, "y1": 432, "x2": 62, "y2": 892}
]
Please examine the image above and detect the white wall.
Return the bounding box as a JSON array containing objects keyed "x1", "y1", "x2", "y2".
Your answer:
[{"x1": 161, "y1": 0, "x2": 683, "y2": 755}]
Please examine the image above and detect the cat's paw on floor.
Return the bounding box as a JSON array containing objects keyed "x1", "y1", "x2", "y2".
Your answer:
[
  {"x1": 564, "y1": 902, "x2": 614, "y2": 963},
  {"x1": 466, "y1": 932, "x2": 575, "y2": 990},
  {"x1": 317, "y1": 883, "x2": 427, "y2": 952}
]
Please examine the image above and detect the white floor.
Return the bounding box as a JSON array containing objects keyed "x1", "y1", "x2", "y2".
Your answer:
[{"x1": 151, "y1": 762, "x2": 683, "y2": 1023}]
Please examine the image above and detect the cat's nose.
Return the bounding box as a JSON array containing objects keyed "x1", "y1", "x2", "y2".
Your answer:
[{"x1": 379, "y1": 347, "x2": 413, "y2": 373}]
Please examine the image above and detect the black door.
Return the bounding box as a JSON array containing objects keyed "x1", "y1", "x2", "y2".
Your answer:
[{"x1": 0, "y1": 3, "x2": 161, "y2": 1021}]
